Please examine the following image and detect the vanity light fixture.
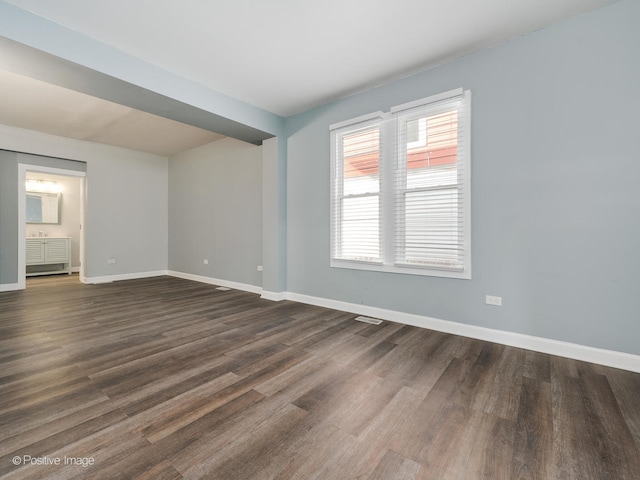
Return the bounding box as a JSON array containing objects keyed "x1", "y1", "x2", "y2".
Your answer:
[{"x1": 25, "y1": 179, "x2": 62, "y2": 193}]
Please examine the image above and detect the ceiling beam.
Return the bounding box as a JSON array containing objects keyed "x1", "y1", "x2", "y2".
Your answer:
[{"x1": 0, "y1": 36, "x2": 273, "y2": 145}]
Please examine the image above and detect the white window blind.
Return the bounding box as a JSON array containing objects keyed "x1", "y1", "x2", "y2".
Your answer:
[
  {"x1": 394, "y1": 93, "x2": 468, "y2": 272},
  {"x1": 330, "y1": 89, "x2": 471, "y2": 279},
  {"x1": 330, "y1": 114, "x2": 383, "y2": 263}
]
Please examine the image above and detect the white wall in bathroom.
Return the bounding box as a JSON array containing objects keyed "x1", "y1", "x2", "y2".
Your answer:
[{"x1": 26, "y1": 172, "x2": 82, "y2": 269}]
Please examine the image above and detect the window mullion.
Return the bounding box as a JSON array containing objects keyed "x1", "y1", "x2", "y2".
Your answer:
[
  {"x1": 394, "y1": 116, "x2": 408, "y2": 266},
  {"x1": 330, "y1": 130, "x2": 342, "y2": 260},
  {"x1": 380, "y1": 116, "x2": 395, "y2": 266}
]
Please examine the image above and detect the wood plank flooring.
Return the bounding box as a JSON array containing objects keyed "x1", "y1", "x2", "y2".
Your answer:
[{"x1": 0, "y1": 274, "x2": 638, "y2": 479}]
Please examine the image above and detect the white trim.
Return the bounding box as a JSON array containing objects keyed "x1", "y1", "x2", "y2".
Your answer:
[
  {"x1": 167, "y1": 270, "x2": 262, "y2": 295},
  {"x1": 330, "y1": 111, "x2": 384, "y2": 131},
  {"x1": 391, "y1": 87, "x2": 464, "y2": 113},
  {"x1": 330, "y1": 258, "x2": 470, "y2": 279},
  {"x1": 461, "y1": 90, "x2": 472, "y2": 279},
  {"x1": 0, "y1": 283, "x2": 21, "y2": 293},
  {"x1": 261, "y1": 290, "x2": 288, "y2": 301},
  {"x1": 18, "y1": 163, "x2": 87, "y2": 290},
  {"x1": 17, "y1": 164, "x2": 27, "y2": 290},
  {"x1": 79, "y1": 173, "x2": 86, "y2": 284},
  {"x1": 22, "y1": 166, "x2": 85, "y2": 177},
  {"x1": 268, "y1": 291, "x2": 639, "y2": 373},
  {"x1": 84, "y1": 270, "x2": 167, "y2": 284}
]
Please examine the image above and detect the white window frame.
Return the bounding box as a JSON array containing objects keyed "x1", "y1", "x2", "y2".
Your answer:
[
  {"x1": 330, "y1": 89, "x2": 471, "y2": 279},
  {"x1": 330, "y1": 112, "x2": 384, "y2": 265}
]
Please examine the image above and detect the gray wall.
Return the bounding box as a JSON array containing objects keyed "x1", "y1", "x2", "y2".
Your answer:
[
  {"x1": 83, "y1": 150, "x2": 168, "y2": 278},
  {"x1": 0, "y1": 150, "x2": 18, "y2": 284},
  {"x1": 169, "y1": 137, "x2": 263, "y2": 287},
  {"x1": 284, "y1": 0, "x2": 640, "y2": 355}
]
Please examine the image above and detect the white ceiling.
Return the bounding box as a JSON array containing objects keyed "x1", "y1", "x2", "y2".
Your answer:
[{"x1": 0, "y1": 0, "x2": 617, "y2": 155}]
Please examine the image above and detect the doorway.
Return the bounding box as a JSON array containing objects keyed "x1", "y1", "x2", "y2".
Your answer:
[{"x1": 18, "y1": 164, "x2": 86, "y2": 289}]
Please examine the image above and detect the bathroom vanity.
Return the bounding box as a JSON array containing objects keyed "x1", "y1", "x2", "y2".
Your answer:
[{"x1": 26, "y1": 237, "x2": 72, "y2": 276}]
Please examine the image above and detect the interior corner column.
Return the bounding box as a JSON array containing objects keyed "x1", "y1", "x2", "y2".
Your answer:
[{"x1": 261, "y1": 136, "x2": 287, "y2": 295}]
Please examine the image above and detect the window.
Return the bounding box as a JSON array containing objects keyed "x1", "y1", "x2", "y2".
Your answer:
[
  {"x1": 330, "y1": 89, "x2": 471, "y2": 279},
  {"x1": 331, "y1": 113, "x2": 383, "y2": 264}
]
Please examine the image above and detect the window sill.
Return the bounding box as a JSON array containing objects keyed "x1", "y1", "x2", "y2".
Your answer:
[{"x1": 330, "y1": 259, "x2": 471, "y2": 279}]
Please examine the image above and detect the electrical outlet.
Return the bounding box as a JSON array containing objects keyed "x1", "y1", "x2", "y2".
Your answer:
[
  {"x1": 107, "y1": 259, "x2": 116, "y2": 265},
  {"x1": 486, "y1": 295, "x2": 502, "y2": 306},
  {"x1": 203, "y1": 259, "x2": 209, "y2": 265},
  {"x1": 257, "y1": 265, "x2": 263, "y2": 271}
]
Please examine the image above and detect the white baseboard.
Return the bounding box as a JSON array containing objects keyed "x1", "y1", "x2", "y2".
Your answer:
[
  {"x1": 84, "y1": 270, "x2": 168, "y2": 284},
  {"x1": 167, "y1": 271, "x2": 262, "y2": 295},
  {"x1": 0, "y1": 282, "x2": 21, "y2": 293},
  {"x1": 261, "y1": 290, "x2": 288, "y2": 301},
  {"x1": 279, "y1": 291, "x2": 639, "y2": 373}
]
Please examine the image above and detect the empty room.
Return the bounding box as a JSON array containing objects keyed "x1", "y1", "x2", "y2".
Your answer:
[{"x1": 0, "y1": 0, "x2": 639, "y2": 479}]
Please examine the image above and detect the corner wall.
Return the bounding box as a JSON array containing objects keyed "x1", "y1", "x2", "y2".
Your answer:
[{"x1": 168, "y1": 137, "x2": 263, "y2": 288}]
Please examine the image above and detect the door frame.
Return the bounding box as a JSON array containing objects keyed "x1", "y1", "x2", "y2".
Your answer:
[{"x1": 18, "y1": 163, "x2": 87, "y2": 289}]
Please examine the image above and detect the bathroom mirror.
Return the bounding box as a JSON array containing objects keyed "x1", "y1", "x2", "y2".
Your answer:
[{"x1": 26, "y1": 192, "x2": 61, "y2": 224}]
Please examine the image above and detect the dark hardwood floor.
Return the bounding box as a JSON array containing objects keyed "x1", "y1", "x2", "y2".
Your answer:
[{"x1": 0, "y1": 275, "x2": 638, "y2": 479}]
